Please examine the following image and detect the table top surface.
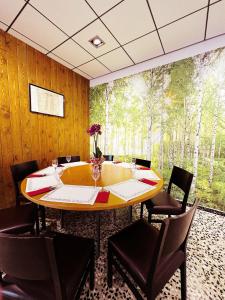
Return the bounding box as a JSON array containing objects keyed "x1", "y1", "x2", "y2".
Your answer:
[{"x1": 21, "y1": 163, "x2": 163, "y2": 211}]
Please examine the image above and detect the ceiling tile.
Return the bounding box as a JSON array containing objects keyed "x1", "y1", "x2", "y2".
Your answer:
[
  {"x1": 0, "y1": 21, "x2": 8, "y2": 31},
  {"x1": 101, "y1": 0, "x2": 155, "y2": 44},
  {"x1": 98, "y1": 47, "x2": 133, "y2": 71},
  {"x1": 86, "y1": 0, "x2": 122, "y2": 15},
  {"x1": 29, "y1": 0, "x2": 97, "y2": 36},
  {"x1": 207, "y1": 1, "x2": 225, "y2": 39},
  {"x1": 148, "y1": 0, "x2": 208, "y2": 28},
  {"x1": 72, "y1": 19, "x2": 119, "y2": 57},
  {"x1": 159, "y1": 9, "x2": 207, "y2": 53},
  {"x1": 0, "y1": 0, "x2": 25, "y2": 26},
  {"x1": 52, "y1": 39, "x2": 93, "y2": 67},
  {"x1": 8, "y1": 28, "x2": 48, "y2": 54},
  {"x1": 79, "y1": 60, "x2": 109, "y2": 78},
  {"x1": 124, "y1": 31, "x2": 164, "y2": 63},
  {"x1": 47, "y1": 53, "x2": 74, "y2": 69},
  {"x1": 73, "y1": 68, "x2": 92, "y2": 80},
  {"x1": 11, "y1": 4, "x2": 67, "y2": 51}
]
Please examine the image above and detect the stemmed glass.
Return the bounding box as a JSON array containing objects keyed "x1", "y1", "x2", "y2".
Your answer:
[
  {"x1": 66, "y1": 155, "x2": 71, "y2": 163},
  {"x1": 52, "y1": 159, "x2": 58, "y2": 171},
  {"x1": 91, "y1": 165, "x2": 100, "y2": 188},
  {"x1": 56, "y1": 166, "x2": 64, "y2": 187}
]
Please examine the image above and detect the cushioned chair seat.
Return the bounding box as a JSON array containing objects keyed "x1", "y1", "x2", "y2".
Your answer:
[
  {"x1": 0, "y1": 204, "x2": 35, "y2": 234},
  {"x1": 109, "y1": 220, "x2": 159, "y2": 289},
  {"x1": 145, "y1": 191, "x2": 182, "y2": 215}
]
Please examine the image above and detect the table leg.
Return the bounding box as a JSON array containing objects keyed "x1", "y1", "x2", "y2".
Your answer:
[
  {"x1": 96, "y1": 212, "x2": 101, "y2": 257},
  {"x1": 129, "y1": 206, "x2": 133, "y2": 223}
]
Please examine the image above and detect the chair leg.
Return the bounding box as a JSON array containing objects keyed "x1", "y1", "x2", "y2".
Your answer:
[
  {"x1": 89, "y1": 251, "x2": 95, "y2": 290},
  {"x1": 148, "y1": 211, "x2": 152, "y2": 223},
  {"x1": 140, "y1": 202, "x2": 144, "y2": 219},
  {"x1": 107, "y1": 245, "x2": 113, "y2": 288},
  {"x1": 180, "y1": 260, "x2": 187, "y2": 300},
  {"x1": 129, "y1": 206, "x2": 132, "y2": 222},
  {"x1": 39, "y1": 205, "x2": 46, "y2": 231}
]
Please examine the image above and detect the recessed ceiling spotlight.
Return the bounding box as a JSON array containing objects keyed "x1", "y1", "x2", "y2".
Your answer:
[{"x1": 89, "y1": 35, "x2": 105, "y2": 48}]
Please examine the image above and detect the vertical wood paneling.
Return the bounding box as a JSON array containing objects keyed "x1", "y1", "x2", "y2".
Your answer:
[{"x1": 0, "y1": 29, "x2": 89, "y2": 208}]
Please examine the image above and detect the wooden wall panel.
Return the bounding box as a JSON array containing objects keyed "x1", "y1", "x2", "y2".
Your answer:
[{"x1": 0, "y1": 30, "x2": 90, "y2": 208}]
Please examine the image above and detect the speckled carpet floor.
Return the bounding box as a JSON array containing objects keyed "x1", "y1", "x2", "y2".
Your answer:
[{"x1": 46, "y1": 206, "x2": 225, "y2": 300}]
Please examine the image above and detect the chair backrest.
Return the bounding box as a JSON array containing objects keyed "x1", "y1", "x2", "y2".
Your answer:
[
  {"x1": 103, "y1": 155, "x2": 114, "y2": 161},
  {"x1": 147, "y1": 202, "x2": 198, "y2": 288},
  {"x1": 167, "y1": 166, "x2": 193, "y2": 209},
  {"x1": 58, "y1": 155, "x2": 80, "y2": 164},
  {"x1": 10, "y1": 160, "x2": 39, "y2": 199},
  {"x1": 134, "y1": 158, "x2": 151, "y2": 168},
  {"x1": 0, "y1": 233, "x2": 62, "y2": 299}
]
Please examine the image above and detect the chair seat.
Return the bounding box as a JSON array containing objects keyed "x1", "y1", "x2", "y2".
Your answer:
[
  {"x1": 145, "y1": 191, "x2": 182, "y2": 215},
  {"x1": 108, "y1": 220, "x2": 159, "y2": 290},
  {"x1": 0, "y1": 204, "x2": 35, "y2": 234},
  {"x1": 1, "y1": 232, "x2": 94, "y2": 300}
]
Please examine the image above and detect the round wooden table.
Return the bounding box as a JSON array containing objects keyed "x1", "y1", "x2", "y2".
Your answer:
[{"x1": 21, "y1": 163, "x2": 163, "y2": 255}]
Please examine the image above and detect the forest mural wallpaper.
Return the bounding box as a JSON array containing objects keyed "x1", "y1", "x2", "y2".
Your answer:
[{"x1": 90, "y1": 47, "x2": 225, "y2": 211}]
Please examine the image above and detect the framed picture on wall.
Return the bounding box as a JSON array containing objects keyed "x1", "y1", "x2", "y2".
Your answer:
[{"x1": 29, "y1": 84, "x2": 64, "y2": 117}]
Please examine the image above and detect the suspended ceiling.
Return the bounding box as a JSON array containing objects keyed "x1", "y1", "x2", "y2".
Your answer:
[{"x1": 0, "y1": 0, "x2": 224, "y2": 80}]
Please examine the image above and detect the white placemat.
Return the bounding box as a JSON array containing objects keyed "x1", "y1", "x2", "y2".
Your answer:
[
  {"x1": 133, "y1": 170, "x2": 160, "y2": 181},
  {"x1": 26, "y1": 175, "x2": 59, "y2": 192},
  {"x1": 105, "y1": 179, "x2": 156, "y2": 202},
  {"x1": 40, "y1": 185, "x2": 101, "y2": 205},
  {"x1": 35, "y1": 166, "x2": 55, "y2": 175},
  {"x1": 115, "y1": 162, "x2": 132, "y2": 169},
  {"x1": 61, "y1": 161, "x2": 88, "y2": 168}
]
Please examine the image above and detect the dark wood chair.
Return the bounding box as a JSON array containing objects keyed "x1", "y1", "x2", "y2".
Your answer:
[
  {"x1": 129, "y1": 158, "x2": 151, "y2": 222},
  {"x1": 0, "y1": 202, "x2": 37, "y2": 235},
  {"x1": 103, "y1": 155, "x2": 114, "y2": 161},
  {"x1": 0, "y1": 231, "x2": 95, "y2": 300},
  {"x1": 57, "y1": 156, "x2": 80, "y2": 164},
  {"x1": 134, "y1": 158, "x2": 151, "y2": 168},
  {"x1": 108, "y1": 202, "x2": 198, "y2": 300},
  {"x1": 10, "y1": 160, "x2": 46, "y2": 230},
  {"x1": 140, "y1": 166, "x2": 193, "y2": 223}
]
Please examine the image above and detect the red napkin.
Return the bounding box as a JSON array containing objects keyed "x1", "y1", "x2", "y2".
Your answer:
[
  {"x1": 95, "y1": 190, "x2": 110, "y2": 203},
  {"x1": 137, "y1": 167, "x2": 150, "y2": 170},
  {"x1": 27, "y1": 187, "x2": 53, "y2": 196},
  {"x1": 27, "y1": 174, "x2": 46, "y2": 178},
  {"x1": 139, "y1": 178, "x2": 157, "y2": 186}
]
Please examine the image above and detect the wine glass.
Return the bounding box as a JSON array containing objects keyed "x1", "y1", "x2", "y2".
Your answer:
[
  {"x1": 91, "y1": 165, "x2": 100, "y2": 188},
  {"x1": 52, "y1": 159, "x2": 58, "y2": 171},
  {"x1": 66, "y1": 155, "x2": 71, "y2": 163},
  {"x1": 55, "y1": 166, "x2": 64, "y2": 187}
]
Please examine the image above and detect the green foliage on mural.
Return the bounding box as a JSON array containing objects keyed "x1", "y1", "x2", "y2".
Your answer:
[{"x1": 90, "y1": 48, "x2": 225, "y2": 211}]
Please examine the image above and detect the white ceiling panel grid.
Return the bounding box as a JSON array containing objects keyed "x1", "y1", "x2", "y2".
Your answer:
[
  {"x1": 101, "y1": 0, "x2": 155, "y2": 44},
  {"x1": 47, "y1": 53, "x2": 75, "y2": 69},
  {"x1": 29, "y1": 0, "x2": 97, "y2": 36},
  {"x1": 8, "y1": 28, "x2": 48, "y2": 54},
  {"x1": 52, "y1": 39, "x2": 93, "y2": 67},
  {"x1": 98, "y1": 47, "x2": 133, "y2": 71},
  {"x1": 72, "y1": 19, "x2": 120, "y2": 57},
  {"x1": 86, "y1": 0, "x2": 123, "y2": 16},
  {"x1": 148, "y1": 0, "x2": 208, "y2": 28},
  {"x1": 0, "y1": 0, "x2": 25, "y2": 26},
  {"x1": 206, "y1": 1, "x2": 225, "y2": 39},
  {"x1": 159, "y1": 9, "x2": 207, "y2": 53},
  {"x1": 0, "y1": 0, "x2": 224, "y2": 80},
  {"x1": 11, "y1": 4, "x2": 67, "y2": 51},
  {"x1": 73, "y1": 68, "x2": 93, "y2": 80},
  {"x1": 79, "y1": 60, "x2": 110, "y2": 78},
  {"x1": 124, "y1": 31, "x2": 164, "y2": 63}
]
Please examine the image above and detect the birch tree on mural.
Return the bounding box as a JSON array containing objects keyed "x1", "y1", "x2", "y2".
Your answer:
[{"x1": 90, "y1": 47, "x2": 225, "y2": 211}]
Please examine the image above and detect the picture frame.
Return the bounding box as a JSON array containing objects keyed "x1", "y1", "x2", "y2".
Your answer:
[{"x1": 29, "y1": 84, "x2": 64, "y2": 118}]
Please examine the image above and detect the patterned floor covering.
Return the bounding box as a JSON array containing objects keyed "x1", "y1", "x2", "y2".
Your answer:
[{"x1": 46, "y1": 206, "x2": 225, "y2": 300}]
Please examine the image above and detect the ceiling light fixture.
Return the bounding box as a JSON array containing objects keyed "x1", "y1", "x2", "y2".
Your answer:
[{"x1": 89, "y1": 35, "x2": 105, "y2": 48}]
